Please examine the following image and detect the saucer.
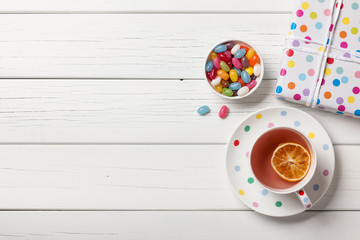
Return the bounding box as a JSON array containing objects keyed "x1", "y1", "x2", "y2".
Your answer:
[{"x1": 226, "y1": 107, "x2": 335, "y2": 217}]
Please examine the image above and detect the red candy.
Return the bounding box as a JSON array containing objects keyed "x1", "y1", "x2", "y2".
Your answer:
[
  {"x1": 218, "y1": 52, "x2": 231, "y2": 62},
  {"x1": 209, "y1": 67, "x2": 217, "y2": 80},
  {"x1": 219, "y1": 105, "x2": 229, "y2": 119}
]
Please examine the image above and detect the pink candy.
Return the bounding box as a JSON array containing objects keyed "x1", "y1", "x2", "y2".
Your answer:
[
  {"x1": 213, "y1": 57, "x2": 221, "y2": 69},
  {"x1": 232, "y1": 58, "x2": 243, "y2": 69},
  {"x1": 247, "y1": 80, "x2": 257, "y2": 90},
  {"x1": 219, "y1": 105, "x2": 229, "y2": 119}
]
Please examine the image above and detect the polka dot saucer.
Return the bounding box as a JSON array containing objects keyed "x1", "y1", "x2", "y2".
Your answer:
[{"x1": 226, "y1": 107, "x2": 335, "y2": 217}]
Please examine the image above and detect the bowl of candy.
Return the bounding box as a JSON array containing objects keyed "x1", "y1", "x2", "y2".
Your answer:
[{"x1": 205, "y1": 40, "x2": 264, "y2": 99}]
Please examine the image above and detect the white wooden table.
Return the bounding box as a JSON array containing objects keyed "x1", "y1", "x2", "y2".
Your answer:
[{"x1": 0, "y1": 0, "x2": 359, "y2": 238}]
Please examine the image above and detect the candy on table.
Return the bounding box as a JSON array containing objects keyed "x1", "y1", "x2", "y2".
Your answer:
[
  {"x1": 206, "y1": 41, "x2": 261, "y2": 97},
  {"x1": 197, "y1": 105, "x2": 210, "y2": 115},
  {"x1": 219, "y1": 105, "x2": 229, "y2": 119}
]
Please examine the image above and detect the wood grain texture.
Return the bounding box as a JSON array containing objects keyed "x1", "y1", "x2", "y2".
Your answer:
[
  {"x1": 0, "y1": 79, "x2": 358, "y2": 144},
  {"x1": 0, "y1": 0, "x2": 294, "y2": 13},
  {"x1": 0, "y1": 145, "x2": 358, "y2": 210},
  {"x1": 0, "y1": 14, "x2": 290, "y2": 79},
  {"x1": 0, "y1": 211, "x2": 358, "y2": 240}
]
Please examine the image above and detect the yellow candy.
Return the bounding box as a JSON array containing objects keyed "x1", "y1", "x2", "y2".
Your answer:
[
  {"x1": 215, "y1": 84, "x2": 223, "y2": 93},
  {"x1": 245, "y1": 67, "x2": 254, "y2": 76},
  {"x1": 210, "y1": 52, "x2": 218, "y2": 61},
  {"x1": 246, "y1": 48, "x2": 255, "y2": 60},
  {"x1": 229, "y1": 69, "x2": 238, "y2": 82}
]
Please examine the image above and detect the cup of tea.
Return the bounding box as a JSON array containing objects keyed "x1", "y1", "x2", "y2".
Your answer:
[{"x1": 250, "y1": 127, "x2": 317, "y2": 208}]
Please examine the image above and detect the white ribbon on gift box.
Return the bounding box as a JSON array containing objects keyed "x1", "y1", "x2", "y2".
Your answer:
[{"x1": 284, "y1": 0, "x2": 347, "y2": 108}]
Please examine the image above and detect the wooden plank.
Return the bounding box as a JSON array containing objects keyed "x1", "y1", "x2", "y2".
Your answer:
[
  {"x1": 0, "y1": 79, "x2": 358, "y2": 144},
  {"x1": 0, "y1": 211, "x2": 357, "y2": 239},
  {"x1": 0, "y1": 145, "x2": 358, "y2": 210},
  {"x1": 0, "y1": 14, "x2": 289, "y2": 79},
  {"x1": 0, "y1": 0, "x2": 294, "y2": 13}
]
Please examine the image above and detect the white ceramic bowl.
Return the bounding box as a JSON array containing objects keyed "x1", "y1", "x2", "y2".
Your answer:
[{"x1": 204, "y1": 40, "x2": 264, "y2": 100}]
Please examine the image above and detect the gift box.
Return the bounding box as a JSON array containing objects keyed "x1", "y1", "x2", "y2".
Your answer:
[{"x1": 276, "y1": 0, "x2": 360, "y2": 118}]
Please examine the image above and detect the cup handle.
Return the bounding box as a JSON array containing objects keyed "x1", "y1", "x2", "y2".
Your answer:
[{"x1": 295, "y1": 189, "x2": 312, "y2": 209}]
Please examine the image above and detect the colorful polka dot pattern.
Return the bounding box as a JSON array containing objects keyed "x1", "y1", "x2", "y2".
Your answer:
[
  {"x1": 276, "y1": 0, "x2": 360, "y2": 118},
  {"x1": 228, "y1": 108, "x2": 334, "y2": 216}
]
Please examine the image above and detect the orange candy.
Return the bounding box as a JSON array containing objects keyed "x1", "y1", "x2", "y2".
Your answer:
[
  {"x1": 249, "y1": 54, "x2": 260, "y2": 66},
  {"x1": 217, "y1": 70, "x2": 229, "y2": 80}
]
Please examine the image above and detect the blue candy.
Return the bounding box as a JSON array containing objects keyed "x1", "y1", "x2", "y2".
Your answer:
[
  {"x1": 197, "y1": 105, "x2": 210, "y2": 115},
  {"x1": 241, "y1": 71, "x2": 251, "y2": 83},
  {"x1": 233, "y1": 67, "x2": 242, "y2": 76},
  {"x1": 234, "y1": 49, "x2": 246, "y2": 59},
  {"x1": 229, "y1": 82, "x2": 241, "y2": 91},
  {"x1": 214, "y1": 45, "x2": 227, "y2": 53},
  {"x1": 205, "y1": 61, "x2": 214, "y2": 72}
]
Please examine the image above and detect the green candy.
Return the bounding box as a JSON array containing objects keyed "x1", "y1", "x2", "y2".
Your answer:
[
  {"x1": 220, "y1": 61, "x2": 230, "y2": 72},
  {"x1": 222, "y1": 88, "x2": 233, "y2": 97}
]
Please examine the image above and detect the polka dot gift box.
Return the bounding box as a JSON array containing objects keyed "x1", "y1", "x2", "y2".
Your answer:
[{"x1": 276, "y1": 0, "x2": 360, "y2": 118}]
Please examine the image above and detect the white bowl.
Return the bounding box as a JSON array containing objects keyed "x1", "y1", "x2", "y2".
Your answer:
[{"x1": 205, "y1": 40, "x2": 264, "y2": 100}]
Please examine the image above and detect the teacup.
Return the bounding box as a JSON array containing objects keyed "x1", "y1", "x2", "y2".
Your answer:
[{"x1": 250, "y1": 127, "x2": 317, "y2": 208}]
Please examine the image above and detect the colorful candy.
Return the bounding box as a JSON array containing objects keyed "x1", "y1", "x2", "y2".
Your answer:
[
  {"x1": 214, "y1": 45, "x2": 227, "y2": 53},
  {"x1": 206, "y1": 41, "x2": 262, "y2": 98},
  {"x1": 220, "y1": 61, "x2": 230, "y2": 72},
  {"x1": 241, "y1": 71, "x2": 251, "y2": 83},
  {"x1": 234, "y1": 49, "x2": 246, "y2": 59},
  {"x1": 246, "y1": 48, "x2": 255, "y2": 59},
  {"x1": 198, "y1": 105, "x2": 210, "y2": 115},
  {"x1": 237, "y1": 86, "x2": 250, "y2": 96},
  {"x1": 211, "y1": 76, "x2": 221, "y2": 87},
  {"x1": 213, "y1": 57, "x2": 221, "y2": 69},
  {"x1": 231, "y1": 44, "x2": 241, "y2": 55},
  {"x1": 210, "y1": 52, "x2": 218, "y2": 61},
  {"x1": 219, "y1": 105, "x2": 229, "y2": 118},
  {"x1": 217, "y1": 70, "x2": 229, "y2": 80},
  {"x1": 241, "y1": 57, "x2": 250, "y2": 69},
  {"x1": 254, "y1": 63, "x2": 261, "y2": 77},
  {"x1": 249, "y1": 54, "x2": 260, "y2": 66},
  {"x1": 222, "y1": 88, "x2": 233, "y2": 97},
  {"x1": 229, "y1": 82, "x2": 241, "y2": 91},
  {"x1": 247, "y1": 80, "x2": 257, "y2": 90},
  {"x1": 206, "y1": 61, "x2": 214, "y2": 72},
  {"x1": 245, "y1": 67, "x2": 254, "y2": 76},
  {"x1": 232, "y1": 57, "x2": 243, "y2": 69},
  {"x1": 229, "y1": 69, "x2": 238, "y2": 82}
]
